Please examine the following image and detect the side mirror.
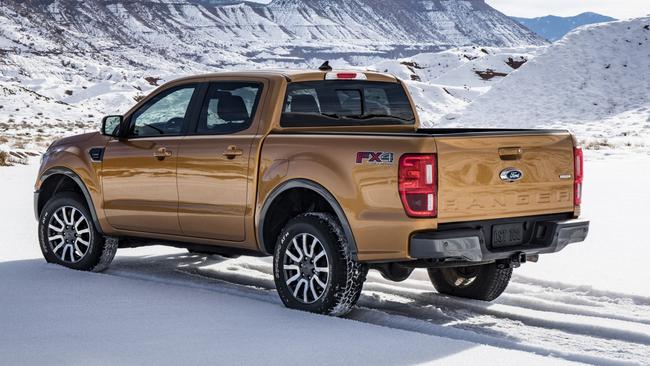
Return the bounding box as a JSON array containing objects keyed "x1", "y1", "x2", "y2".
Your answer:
[{"x1": 101, "y1": 115, "x2": 123, "y2": 137}]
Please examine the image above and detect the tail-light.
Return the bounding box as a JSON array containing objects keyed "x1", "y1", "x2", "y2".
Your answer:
[
  {"x1": 574, "y1": 147, "x2": 584, "y2": 206},
  {"x1": 325, "y1": 72, "x2": 367, "y2": 80},
  {"x1": 399, "y1": 154, "x2": 437, "y2": 217}
]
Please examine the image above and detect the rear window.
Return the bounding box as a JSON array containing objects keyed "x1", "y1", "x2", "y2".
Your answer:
[{"x1": 281, "y1": 81, "x2": 415, "y2": 127}]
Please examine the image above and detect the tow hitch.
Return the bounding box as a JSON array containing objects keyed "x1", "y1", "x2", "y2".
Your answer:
[{"x1": 497, "y1": 252, "x2": 528, "y2": 269}]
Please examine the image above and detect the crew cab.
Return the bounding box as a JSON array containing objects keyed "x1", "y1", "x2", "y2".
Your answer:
[{"x1": 34, "y1": 68, "x2": 589, "y2": 316}]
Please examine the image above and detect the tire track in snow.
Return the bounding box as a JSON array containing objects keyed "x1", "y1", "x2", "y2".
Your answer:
[
  {"x1": 361, "y1": 280, "x2": 650, "y2": 346},
  {"x1": 105, "y1": 253, "x2": 650, "y2": 366}
]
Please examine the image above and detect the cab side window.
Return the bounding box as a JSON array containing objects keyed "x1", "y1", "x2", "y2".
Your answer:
[
  {"x1": 129, "y1": 86, "x2": 197, "y2": 137},
  {"x1": 196, "y1": 82, "x2": 263, "y2": 135}
]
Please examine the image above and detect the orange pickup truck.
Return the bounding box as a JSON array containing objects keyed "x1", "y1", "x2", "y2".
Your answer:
[{"x1": 34, "y1": 67, "x2": 589, "y2": 316}]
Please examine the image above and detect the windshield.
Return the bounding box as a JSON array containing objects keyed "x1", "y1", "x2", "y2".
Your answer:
[{"x1": 281, "y1": 81, "x2": 416, "y2": 127}]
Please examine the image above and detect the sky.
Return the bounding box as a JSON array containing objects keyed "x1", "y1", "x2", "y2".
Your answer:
[{"x1": 486, "y1": 0, "x2": 650, "y2": 19}]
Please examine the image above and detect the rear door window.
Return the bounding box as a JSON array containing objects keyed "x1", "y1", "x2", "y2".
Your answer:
[
  {"x1": 282, "y1": 81, "x2": 415, "y2": 127},
  {"x1": 195, "y1": 82, "x2": 263, "y2": 135}
]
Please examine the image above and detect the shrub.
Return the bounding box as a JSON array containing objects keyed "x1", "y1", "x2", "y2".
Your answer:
[{"x1": 0, "y1": 151, "x2": 10, "y2": 166}]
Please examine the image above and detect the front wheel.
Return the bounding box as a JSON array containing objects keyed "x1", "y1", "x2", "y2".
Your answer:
[
  {"x1": 38, "y1": 193, "x2": 116, "y2": 272},
  {"x1": 273, "y1": 213, "x2": 367, "y2": 316},
  {"x1": 427, "y1": 263, "x2": 512, "y2": 301}
]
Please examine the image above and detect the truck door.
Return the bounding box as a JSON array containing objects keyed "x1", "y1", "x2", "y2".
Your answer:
[
  {"x1": 176, "y1": 80, "x2": 265, "y2": 243},
  {"x1": 102, "y1": 84, "x2": 202, "y2": 235}
]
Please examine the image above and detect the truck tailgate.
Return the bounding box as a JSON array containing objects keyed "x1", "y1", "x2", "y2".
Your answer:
[{"x1": 435, "y1": 133, "x2": 576, "y2": 223}]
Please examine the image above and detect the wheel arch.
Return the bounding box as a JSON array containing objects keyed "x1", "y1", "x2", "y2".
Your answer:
[
  {"x1": 257, "y1": 179, "x2": 358, "y2": 260},
  {"x1": 35, "y1": 167, "x2": 104, "y2": 235}
]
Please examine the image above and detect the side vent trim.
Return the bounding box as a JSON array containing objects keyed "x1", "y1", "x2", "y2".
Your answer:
[{"x1": 89, "y1": 147, "x2": 105, "y2": 162}]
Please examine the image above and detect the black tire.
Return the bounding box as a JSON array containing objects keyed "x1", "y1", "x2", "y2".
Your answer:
[
  {"x1": 38, "y1": 193, "x2": 113, "y2": 272},
  {"x1": 427, "y1": 263, "x2": 512, "y2": 301},
  {"x1": 273, "y1": 213, "x2": 367, "y2": 316}
]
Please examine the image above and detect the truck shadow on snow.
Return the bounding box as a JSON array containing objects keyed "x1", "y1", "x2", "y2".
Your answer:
[
  {"x1": 99, "y1": 251, "x2": 650, "y2": 366},
  {"x1": 2, "y1": 253, "x2": 645, "y2": 366},
  {"x1": 0, "y1": 259, "x2": 483, "y2": 366}
]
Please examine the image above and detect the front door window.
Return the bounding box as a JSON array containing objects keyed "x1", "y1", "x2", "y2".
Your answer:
[{"x1": 129, "y1": 86, "x2": 196, "y2": 137}]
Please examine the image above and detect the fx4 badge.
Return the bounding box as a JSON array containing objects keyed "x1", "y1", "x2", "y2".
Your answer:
[{"x1": 356, "y1": 152, "x2": 395, "y2": 164}]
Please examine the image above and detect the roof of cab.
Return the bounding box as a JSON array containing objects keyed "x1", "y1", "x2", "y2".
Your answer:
[{"x1": 169, "y1": 69, "x2": 398, "y2": 84}]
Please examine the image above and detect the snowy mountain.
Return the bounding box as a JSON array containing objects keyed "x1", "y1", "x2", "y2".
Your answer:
[
  {"x1": 448, "y1": 17, "x2": 650, "y2": 152},
  {"x1": 0, "y1": 0, "x2": 545, "y2": 154},
  {"x1": 0, "y1": 0, "x2": 544, "y2": 63},
  {"x1": 1, "y1": 2, "x2": 647, "y2": 159},
  {"x1": 513, "y1": 12, "x2": 616, "y2": 41},
  {"x1": 364, "y1": 17, "x2": 650, "y2": 155}
]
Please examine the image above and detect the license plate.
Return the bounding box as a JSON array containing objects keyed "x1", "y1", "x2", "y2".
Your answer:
[{"x1": 492, "y1": 223, "x2": 524, "y2": 248}]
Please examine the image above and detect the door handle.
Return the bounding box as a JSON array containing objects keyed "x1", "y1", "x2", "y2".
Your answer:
[
  {"x1": 223, "y1": 145, "x2": 244, "y2": 159},
  {"x1": 153, "y1": 147, "x2": 173, "y2": 160}
]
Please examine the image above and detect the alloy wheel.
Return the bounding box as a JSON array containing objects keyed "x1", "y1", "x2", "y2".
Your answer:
[
  {"x1": 283, "y1": 233, "x2": 330, "y2": 304},
  {"x1": 47, "y1": 206, "x2": 92, "y2": 263}
]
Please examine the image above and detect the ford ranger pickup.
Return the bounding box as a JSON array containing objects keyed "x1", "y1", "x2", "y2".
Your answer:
[{"x1": 34, "y1": 68, "x2": 589, "y2": 316}]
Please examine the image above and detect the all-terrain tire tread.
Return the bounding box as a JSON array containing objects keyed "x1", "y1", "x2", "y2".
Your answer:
[
  {"x1": 273, "y1": 212, "x2": 367, "y2": 316},
  {"x1": 304, "y1": 213, "x2": 367, "y2": 316},
  {"x1": 428, "y1": 264, "x2": 513, "y2": 301},
  {"x1": 483, "y1": 265, "x2": 513, "y2": 301},
  {"x1": 92, "y1": 236, "x2": 118, "y2": 273}
]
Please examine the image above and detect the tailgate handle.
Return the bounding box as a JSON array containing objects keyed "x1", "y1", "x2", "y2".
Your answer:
[{"x1": 499, "y1": 147, "x2": 523, "y2": 161}]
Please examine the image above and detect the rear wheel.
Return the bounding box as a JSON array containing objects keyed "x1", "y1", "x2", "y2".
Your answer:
[
  {"x1": 427, "y1": 263, "x2": 512, "y2": 301},
  {"x1": 38, "y1": 193, "x2": 116, "y2": 272},
  {"x1": 273, "y1": 213, "x2": 367, "y2": 316}
]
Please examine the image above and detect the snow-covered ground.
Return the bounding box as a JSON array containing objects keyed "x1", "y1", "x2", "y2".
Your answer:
[{"x1": 1, "y1": 155, "x2": 649, "y2": 365}]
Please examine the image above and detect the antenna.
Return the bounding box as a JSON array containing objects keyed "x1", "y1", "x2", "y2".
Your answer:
[{"x1": 318, "y1": 61, "x2": 332, "y2": 71}]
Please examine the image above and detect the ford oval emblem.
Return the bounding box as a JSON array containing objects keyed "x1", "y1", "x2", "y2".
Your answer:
[{"x1": 500, "y1": 168, "x2": 524, "y2": 182}]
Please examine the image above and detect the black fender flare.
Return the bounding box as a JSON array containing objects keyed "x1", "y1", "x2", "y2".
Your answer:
[
  {"x1": 257, "y1": 179, "x2": 358, "y2": 260},
  {"x1": 35, "y1": 167, "x2": 104, "y2": 235}
]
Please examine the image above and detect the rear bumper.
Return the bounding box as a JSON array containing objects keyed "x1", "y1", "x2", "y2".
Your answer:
[{"x1": 410, "y1": 215, "x2": 589, "y2": 262}]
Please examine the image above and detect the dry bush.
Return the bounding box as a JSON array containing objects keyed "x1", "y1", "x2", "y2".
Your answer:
[
  {"x1": 582, "y1": 139, "x2": 615, "y2": 150},
  {"x1": 506, "y1": 56, "x2": 528, "y2": 69},
  {"x1": 474, "y1": 69, "x2": 508, "y2": 80},
  {"x1": 0, "y1": 151, "x2": 10, "y2": 166},
  {"x1": 13, "y1": 140, "x2": 26, "y2": 149}
]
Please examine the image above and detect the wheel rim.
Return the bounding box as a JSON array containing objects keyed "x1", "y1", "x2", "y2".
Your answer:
[
  {"x1": 283, "y1": 233, "x2": 330, "y2": 304},
  {"x1": 442, "y1": 266, "x2": 479, "y2": 288},
  {"x1": 47, "y1": 206, "x2": 92, "y2": 263}
]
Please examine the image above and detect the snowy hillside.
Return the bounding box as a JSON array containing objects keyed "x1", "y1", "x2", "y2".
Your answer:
[
  {"x1": 370, "y1": 46, "x2": 542, "y2": 124},
  {"x1": 445, "y1": 17, "x2": 650, "y2": 152}
]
